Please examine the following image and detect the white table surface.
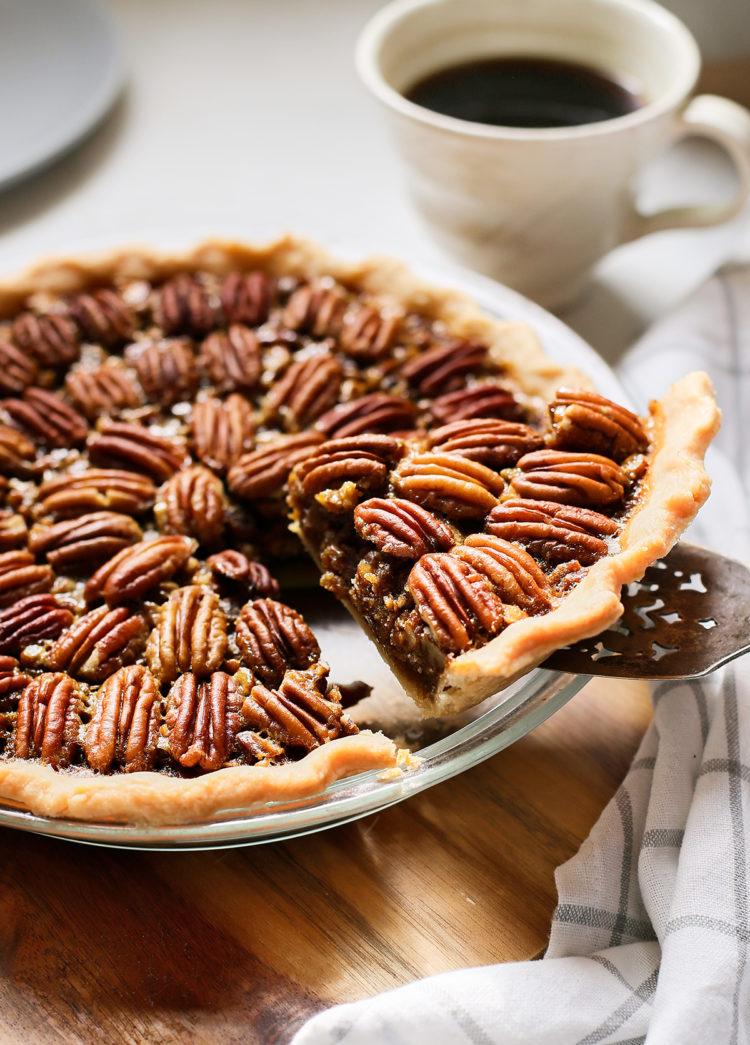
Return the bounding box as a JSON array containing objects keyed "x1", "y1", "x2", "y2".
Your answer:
[{"x1": 0, "y1": 0, "x2": 747, "y2": 368}]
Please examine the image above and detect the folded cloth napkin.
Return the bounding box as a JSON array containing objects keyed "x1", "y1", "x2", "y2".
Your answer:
[{"x1": 291, "y1": 267, "x2": 750, "y2": 1045}]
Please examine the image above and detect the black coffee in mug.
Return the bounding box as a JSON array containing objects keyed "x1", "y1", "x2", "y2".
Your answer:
[{"x1": 405, "y1": 56, "x2": 643, "y2": 128}]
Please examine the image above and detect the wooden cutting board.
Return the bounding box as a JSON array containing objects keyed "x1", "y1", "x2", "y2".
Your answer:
[{"x1": 0, "y1": 676, "x2": 651, "y2": 1044}]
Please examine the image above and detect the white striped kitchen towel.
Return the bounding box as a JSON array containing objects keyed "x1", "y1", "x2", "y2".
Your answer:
[{"x1": 292, "y1": 266, "x2": 750, "y2": 1045}]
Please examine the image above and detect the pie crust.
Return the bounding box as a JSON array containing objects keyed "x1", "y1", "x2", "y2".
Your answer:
[{"x1": 0, "y1": 237, "x2": 719, "y2": 823}]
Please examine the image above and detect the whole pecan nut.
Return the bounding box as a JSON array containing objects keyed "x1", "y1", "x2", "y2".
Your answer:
[
  {"x1": 14, "y1": 672, "x2": 82, "y2": 765},
  {"x1": 0, "y1": 550, "x2": 54, "y2": 607},
  {"x1": 451, "y1": 534, "x2": 552, "y2": 611},
  {"x1": 485, "y1": 498, "x2": 619, "y2": 566},
  {"x1": 146, "y1": 585, "x2": 227, "y2": 683},
  {"x1": 207, "y1": 551, "x2": 280, "y2": 599},
  {"x1": 88, "y1": 420, "x2": 190, "y2": 482},
  {"x1": 154, "y1": 274, "x2": 218, "y2": 336},
  {"x1": 12, "y1": 311, "x2": 79, "y2": 367},
  {"x1": 200, "y1": 324, "x2": 261, "y2": 392},
  {"x1": 281, "y1": 282, "x2": 347, "y2": 338},
  {"x1": 0, "y1": 594, "x2": 74, "y2": 654},
  {"x1": 400, "y1": 339, "x2": 487, "y2": 397},
  {"x1": 165, "y1": 670, "x2": 241, "y2": 771},
  {"x1": 29, "y1": 512, "x2": 143, "y2": 570},
  {"x1": 262, "y1": 351, "x2": 342, "y2": 431},
  {"x1": 2, "y1": 387, "x2": 88, "y2": 448},
  {"x1": 512, "y1": 449, "x2": 628, "y2": 507},
  {"x1": 235, "y1": 597, "x2": 320, "y2": 687},
  {"x1": 221, "y1": 271, "x2": 274, "y2": 326},
  {"x1": 549, "y1": 389, "x2": 648, "y2": 461},
  {"x1": 38, "y1": 468, "x2": 157, "y2": 518},
  {"x1": 354, "y1": 497, "x2": 455, "y2": 559},
  {"x1": 315, "y1": 393, "x2": 416, "y2": 439},
  {"x1": 242, "y1": 663, "x2": 357, "y2": 753},
  {"x1": 227, "y1": 432, "x2": 324, "y2": 500},
  {"x1": 84, "y1": 664, "x2": 161, "y2": 773},
  {"x1": 43, "y1": 604, "x2": 148, "y2": 682},
  {"x1": 191, "y1": 394, "x2": 255, "y2": 474},
  {"x1": 65, "y1": 363, "x2": 141, "y2": 420},
  {"x1": 132, "y1": 338, "x2": 199, "y2": 406},
  {"x1": 69, "y1": 289, "x2": 135, "y2": 346},
  {"x1": 0, "y1": 339, "x2": 38, "y2": 394},
  {"x1": 84, "y1": 535, "x2": 197, "y2": 605},
  {"x1": 156, "y1": 465, "x2": 225, "y2": 547},
  {"x1": 0, "y1": 511, "x2": 27, "y2": 550},
  {"x1": 0, "y1": 424, "x2": 36, "y2": 478},
  {"x1": 291, "y1": 434, "x2": 402, "y2": 500},
  {"x1": 406, "y1": 552, "x2": 504, "y2": 653},
  {"x1": 0, "y1": 655, "x2": 31, "y2": 710},
  {"x1": 394, "y1": 452, "x2": 504, "y2": 520},
  {"x1": 338, "y1": 304, "x2": 399, "y2": 362},
  {"x1": 428, "y1": 418, "x2": 544, "y2": 469},
  {"x1": 430, "y1": 384, "x2": 520, "y2": 426}
]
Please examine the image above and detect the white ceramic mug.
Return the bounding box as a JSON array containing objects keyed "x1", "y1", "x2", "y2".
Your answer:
[{"x1": 356, "y1": 0, "x2": 750, "y2": 308}]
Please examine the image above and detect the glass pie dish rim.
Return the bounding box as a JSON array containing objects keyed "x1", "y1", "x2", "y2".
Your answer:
[{"x1": 0, "y1": 251, "x2": 625, "y2": 850}]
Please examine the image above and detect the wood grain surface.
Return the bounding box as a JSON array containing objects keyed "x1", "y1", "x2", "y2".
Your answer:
[{"x1": 0, "y1": 676, "x2": 651, "y2": 1045}]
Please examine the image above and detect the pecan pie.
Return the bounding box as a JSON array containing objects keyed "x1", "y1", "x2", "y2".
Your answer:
[{"x1": 0, "y1": 238, "x2": 719, "y2": 824}]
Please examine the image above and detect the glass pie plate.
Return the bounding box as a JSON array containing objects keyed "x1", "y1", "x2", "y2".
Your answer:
[{"x1": 0, "y1": 258, "x2": 627, "y2": 849}]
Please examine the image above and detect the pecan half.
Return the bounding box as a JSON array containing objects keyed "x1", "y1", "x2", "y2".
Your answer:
[
  {"x1": 69, "y1": 289, "x2": 135, "y2": 346},
  {"x1": 207, "y1": 551, "x2": 280, "y2": 598},
  {"x1": 29, "y1": 512, "x2": 143, "y2": 570},
  {"x1": 0, "y1": 339, "x2": 38, "y2": 394},
  {"x1": 84, "y1": 535, "x2": 197, "y2": 605},
  {"x1": 235, "y1": 598, "x2": 320, "y2": 687},
  {"x1": 429, "y1": 418, "x2": 544, "y2": 469},
  {"x1": 200, "y1": 324, "x2": 261, "y2": 392},
  {"x1": 154, "y1": 274, "x2": 218, "y2": 336},
  {"x1": 315, "y1": 393, "x2": 416, "y2": 438},
  {"x1": 12, "y1": 311, "x2": 79, "y2": 367},
  {"x1": 156, "y1": 465, "x2": 225, "y2": 546},
  {"x1": 88, "y1": 420, "x2": 190, "y2": 482},
  {"x1": 235, "y1": 730, "x2": 287, "y2": 765},
  {"x1": 132, "y1": 338, "x2": 199, "y2": 406},
  {"x1": 0, "y1": 656, "x2": 30, "y2": 710},
  {"x1": 242, "y1": 663, "x2": 357, "y2": 753},
  {"x1": 190, "y1": 394, "x2": 254, "y2": 473},
  {"x1": 44, "y1": 604, "x2": 147, "y2": 682},
  {"x1": 0, "y1": 511, "x2": 27, "y2": 550},
  {"x1": 394, "y1": 452, "x2": 504, "y2": 520},
  {"x1": 451, "y1": 534, "x2": 552, "y2": 611},
  {"x1": 221, "y1": 271, "x2": 274, "y2": 326},
  {"x1": 485, "y1": 498, "x2": 619, "y2": 566},
  {"x1": 401, "y1": 339, "x2": 487, "y2": 397},
  {"x1": 0, "y1": 551, "x2": 53, "y2": 607},
  {"x1": 550, "y1": 389, "x2": 648, "y2": 461},
  {"x1": 166, "y1": 670, "x2": 241, "y2": 771},
  {"x1": 84, "y1": 664, "x2": 161, "y2": 773},
  {"x1": 338, "y1": 304, "x2": 399, "y2": 362},
  {"x1": 407, "y1": 553, "x2": 504, "y2": 653},
  {"x1": 354, "y1": 497, "x2": 454, "y2": 559},
  {"x1": 0, "y1": 594, "x2": 74, "y2": 654},
  {"x1": 65, "y1": 363, "x2": 141, "y2": 420},
  {"x1": 15, "y1": 672, "x2": 81, "y2": 765},
  {"x1": 38, "y1": 469, "x2": 157, "y2": 518},
  {"x1": 512, "y1": 450, "x2": 628, "y2": 507},
  {"x1": 147, "y1": 586, "x2": 227, "y2": 683},
  {"x1": 262, "y1": 351, "x2": 342, "y2": 431},
  {"x1": 227, "y1": 432, "x2": 324, "y2": 500},
  {"x1": 2, "y1": 387, "x2": 88, "y2": 448},
  {"x1": 292, "y1": 434, "x2": 402, "y2": 499},
  {"x1": 430, "y1": 384, "x2": 520, "y2": 426},
  {"x1": 281, "y1": 282, "x2": 347, "y2": 338},
  {"x1": 0, "y1": 424, "x2": 36, "y2": 478}
]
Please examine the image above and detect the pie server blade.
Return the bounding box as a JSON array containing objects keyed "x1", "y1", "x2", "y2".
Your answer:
[{"x1": 541, "y1": 542, "x2": 750, "y2": 680}]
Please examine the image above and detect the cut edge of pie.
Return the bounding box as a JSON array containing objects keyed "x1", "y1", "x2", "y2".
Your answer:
[{"x1": 0, "y1": 237, "x2": 720, "y2": 824}]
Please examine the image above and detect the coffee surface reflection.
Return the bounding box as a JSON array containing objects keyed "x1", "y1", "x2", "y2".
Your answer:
[{"x1": 406, "y1": 56, "x2": 643, "y2": 128}]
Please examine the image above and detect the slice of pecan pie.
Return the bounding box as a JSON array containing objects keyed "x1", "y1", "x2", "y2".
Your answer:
[{"x1": 0, "y1": 238, "x2": 719, "y2": 823}]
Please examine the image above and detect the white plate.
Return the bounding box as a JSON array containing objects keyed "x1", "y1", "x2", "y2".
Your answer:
[{"x1": 0, "y1": 0, "x2": 123, "y2": 191}]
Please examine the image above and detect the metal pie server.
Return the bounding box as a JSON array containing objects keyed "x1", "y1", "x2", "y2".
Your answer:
[{"x1": 542, "y1": 542, "x2": 750, "y2": 680}]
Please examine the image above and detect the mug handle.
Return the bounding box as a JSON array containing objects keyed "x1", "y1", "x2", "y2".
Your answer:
[{"x1": 623, "y1": 94, "x2": 750, "y2": 241}]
